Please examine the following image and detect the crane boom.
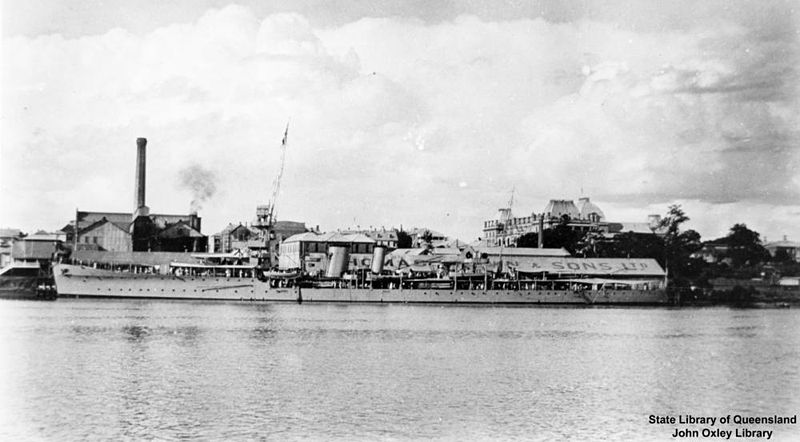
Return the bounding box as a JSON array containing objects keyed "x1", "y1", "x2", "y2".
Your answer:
[{"x1": 268, "y1": 122, "x2": 289, "y2": 225}]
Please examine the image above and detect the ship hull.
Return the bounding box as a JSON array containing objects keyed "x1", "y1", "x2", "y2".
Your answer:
[
  {"x1": 299, "y1": 287, "x2": 668, "y2": 305},
  {"x1": 53, "y1": 264, "x2": 669, "y2": 305},
  {"x1": 54, "y1": 264, "x2": 299, "y2": 302}
]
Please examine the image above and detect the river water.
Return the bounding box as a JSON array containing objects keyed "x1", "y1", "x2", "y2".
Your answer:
[{"x1": 1, "y1": 299, "x2": 798, "y2": 441}]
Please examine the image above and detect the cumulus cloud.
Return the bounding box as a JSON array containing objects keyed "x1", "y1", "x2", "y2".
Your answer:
[
  {"x1": 515, "y1": 21, "x2": 799, "y2": 208},
  {"x1": 1, "y1": 3, "x2": 798, "y2": 241}
]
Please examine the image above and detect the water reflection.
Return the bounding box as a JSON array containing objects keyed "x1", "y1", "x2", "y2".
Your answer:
[
  {"x1": 123, "y1": 325, "x2": 150, "y2": 341},
  {"x1": 1, "y1": 300, "x2": 798, "y2": 441},
  {"x1": 250, "y1": 326, "x2": 277, "y2": 340}
]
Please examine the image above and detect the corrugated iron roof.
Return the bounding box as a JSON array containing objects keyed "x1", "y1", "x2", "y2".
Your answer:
[
  {"x1": 11, "y1": 240, "x2": 58, "y2": 260},
  {"x1": 386, "y1": 248, "x2": 429, "y2": 257},
  {"x1": 764, "y1": 240, "x2": 800, "y2": 248},
  {"x1": 283, "y1": 231, "x2": 375, "y2": 244},
  {"x1": 283, "y1": 232, "x2": 324, "y2": 243},
  {"x1": 159, "y1": 221, "x2": 205, "y2": 238},
  {"x1": 0, "y1": 228, "x2": 24, "y2": 238},
  {"x1": 477, "y1": 247, "x2": 570, "y2": 257},
  {"x1": 79, "y1": 218, "x2": 130, "y2": 235},
  {"x1": 430, "y1": 248, "x2": 461, "y2": 255}
]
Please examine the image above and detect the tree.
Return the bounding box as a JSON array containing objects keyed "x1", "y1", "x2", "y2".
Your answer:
[
  {"x1": 420, "y1": 229, "x2": 434, "y2": 244},
  {"x1": 772, "y1": 249, "x2": 793, "y2": 263},
  {"x1": 516, "y1": 216, "x2": 585, "y2": 253},
  {"x1": 658, "y1": 204, "x2": 689, "y2": 239},
  {"x1": 541, "y1": 216, "x2": 585, "y2": 254},
  {"x1": 720, "y1": 223, "x2": 770, "y2": 268},
  {"x1": 396, "y1": 230, "x2": 412, "y2": 248},
  {"x1": 577, "y1": 231, "x2": 604, "y2": 257},
  {"x1": 516, "y1": 232, "x2": 540, "y2": 248},
  {"x1": 658, "y1": 205, "x2": 704, "y2": 287},
  {"x1": 608, "y1": 231, "x2": 664, "y2": 261}
]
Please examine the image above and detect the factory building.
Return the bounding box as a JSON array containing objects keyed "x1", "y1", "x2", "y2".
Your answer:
[
  {"x1": 61, "y1": 138, "x2": 207, "y2": 253},
  {"x1": 62, "y1": 211, "x2": 202, "y2": 252}
]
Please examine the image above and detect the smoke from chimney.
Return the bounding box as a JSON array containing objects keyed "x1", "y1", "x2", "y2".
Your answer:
[{"x1": 178, "y1": 164, "x2": 217, "y2": 214}]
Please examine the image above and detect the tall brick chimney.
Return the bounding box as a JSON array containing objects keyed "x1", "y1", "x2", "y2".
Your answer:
[
  {"x1": 131, "y1": 138, "x2": 152, "y2": 251},
  {"x1": 135, "y1": 138, "x2": 146, "y2": 210},
  {"x1": 133, "y1": 138, "x2": 150, "y2": 219}
]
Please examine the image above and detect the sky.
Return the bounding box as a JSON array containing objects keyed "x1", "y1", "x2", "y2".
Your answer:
[{"x1": 2, "y1": 0, "x2": 799, "y2": 243}]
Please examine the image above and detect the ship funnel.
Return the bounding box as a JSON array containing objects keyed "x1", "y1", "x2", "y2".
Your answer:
[
  {"x1": 371, "y1": 246, "x2": 386, "y2": 274},
  {"x1": 326, "y1": 246, "x2": 350, "y2": 278}
]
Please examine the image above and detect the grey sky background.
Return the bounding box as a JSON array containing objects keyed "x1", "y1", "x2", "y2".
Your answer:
[{"x1": 2, "y1": 0, "x2": 799, "y2": 241}]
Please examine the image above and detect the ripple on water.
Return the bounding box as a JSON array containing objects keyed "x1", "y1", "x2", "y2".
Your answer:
[{"x1": 1, "y1": 300, "x2": 799, "y2": 440}]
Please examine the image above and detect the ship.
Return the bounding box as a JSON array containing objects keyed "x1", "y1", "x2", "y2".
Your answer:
[
  {"x1": 53, "y1": 252, "x2": 671, "y2": 305},
  {"x1": 51, "y1": 133, "x2": 670, "y2": 305}
]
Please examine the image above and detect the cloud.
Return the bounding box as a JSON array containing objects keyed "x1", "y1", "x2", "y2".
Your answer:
[
  {"x1": 514, "y1": 21, "x2": 799, "y2": 206},
  {"x1": 1, "y1": 4, "x2": 798, "y2": 242}
]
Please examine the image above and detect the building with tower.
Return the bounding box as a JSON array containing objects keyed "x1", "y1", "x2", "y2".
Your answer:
[{"x1": 482, "y1": 197, "x2": 663, "y2": 247}]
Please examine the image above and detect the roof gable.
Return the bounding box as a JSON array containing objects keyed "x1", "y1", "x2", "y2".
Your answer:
[
  {"x1": 159, "y1": 221, "x2": 204, "y2": 238},
  {"x1": 80, "y1": 218, "x2": 130, "y2": 236}
]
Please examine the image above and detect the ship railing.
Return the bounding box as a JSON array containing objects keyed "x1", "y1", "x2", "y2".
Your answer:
[
  {"x1": 68, "y1": 260, "x2": 160, "y2": 275},
  {"x1": 169, "y1": 262, "x2": 258, "y2": 278}
]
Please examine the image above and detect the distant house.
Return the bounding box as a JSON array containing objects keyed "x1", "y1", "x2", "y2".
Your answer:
[
  {"x1": 404, "y1": 227, "x2": 448, "y2": 247},
  {"x1": 0, "y1": 228, "x2": 24, "y2": 267},
  {"x1": 764, "y1": 237, "x2": 800, "y2": 261},
  {"x1": 692, "y1": 242, "x2": 730, "y2": 264},
  {"x1": 212, "y1": 224, "x2": 260, "y2": 253},
  {"x1": 212, "y1": 220, "x2": 307, "y2": 253},
  {"x1": 341, "y1": 228, "x2": 399, "y2": 249}
]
